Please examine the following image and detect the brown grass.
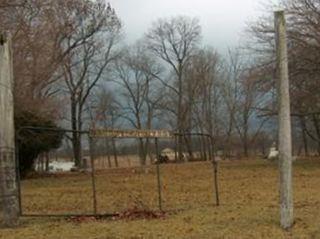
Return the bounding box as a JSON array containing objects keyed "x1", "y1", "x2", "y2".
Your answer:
[{"x1": 1, "y1": 159, "x2": 320, "y2": 238}]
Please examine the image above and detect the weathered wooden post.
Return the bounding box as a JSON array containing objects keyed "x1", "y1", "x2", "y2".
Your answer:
[
  {"x1": 0, "y1": 33, "x2": 19, "y2": 227},
  {"x1": 274, "y1": 10, "x2": 293, "y2": 229}
]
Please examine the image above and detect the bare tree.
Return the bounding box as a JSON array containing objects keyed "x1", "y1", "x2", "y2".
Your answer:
[
  {"x1": 247, "y1": 0, "x2": 320, "y2": 155},
  {"x1": 186, "y1": 47, "x2": 222, "y2": 159},
  {"x1": 91, "y1": 89, "x2": 121, "y2": 168},
  {"x1": 0, "y1": 0, "x2": 120, "y2": 118},
  {"x1": 145, "y1": 16, "x2": 201, "y2": 161},
  {"x1": 61, "y1": 1, "x2": 121, "y2": 167},
  {"x1": 234, "y1": 69, "x2": 270, "y2": 157},
  {"x1": 220, "y1": 50, "x2": 243, "y2": 157},
  {"x1": 114, "y1": 44, "x2": 163, "y2": 165}
]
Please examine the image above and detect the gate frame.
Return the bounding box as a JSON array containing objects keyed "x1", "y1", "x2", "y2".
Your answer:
[
  {"x1": 90, "y1": 129, "x2": 220, "y2": 210},
  {"x1": 15, "y1": 127, "x2": 219, "y2": 218}
]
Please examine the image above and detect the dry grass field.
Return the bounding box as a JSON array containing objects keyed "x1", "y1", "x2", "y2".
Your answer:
[{"x1": 2, "y1": 159, "x2": 320, "y2": 238}]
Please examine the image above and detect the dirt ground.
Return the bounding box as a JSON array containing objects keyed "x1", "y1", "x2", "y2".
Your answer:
[{"x1": 1, "y1": 159, "x2": 320, "y2": 238}]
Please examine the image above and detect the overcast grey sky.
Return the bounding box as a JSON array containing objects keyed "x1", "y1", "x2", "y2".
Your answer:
[{"x1": 108, "y1": 0, "x2": 279, "y2": 53}]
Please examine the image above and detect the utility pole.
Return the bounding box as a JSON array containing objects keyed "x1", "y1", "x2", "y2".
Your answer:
[
  {"x1": 0, "y1": 33, "x2": 19, "y2": 227},
  {"x1": 274, "y1": 10, "x2": 293, "y2": 229}
]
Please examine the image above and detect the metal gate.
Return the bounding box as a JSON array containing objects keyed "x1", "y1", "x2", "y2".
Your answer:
[{"x1": 16, "y1": 127, "x2": 219, "y2": 218}]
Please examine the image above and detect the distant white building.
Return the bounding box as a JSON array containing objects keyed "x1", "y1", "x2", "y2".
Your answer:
[
  {"x1": 36, "y1": 161, "x2": 75, "y2": 172},
  {"x1": 161, "y1": 148, "x2": 176, "y2": 161},
  {"x1": 49, "y1": 161, "x2": 75, "y2": 172},
  {"x1": 268, "y1": 143, "x2": 279, "y2": 160}
]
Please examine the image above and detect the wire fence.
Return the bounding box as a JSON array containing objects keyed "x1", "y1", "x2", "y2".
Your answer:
[{"x1": 16, "y1": 127, "x2": 219, "y2": 218}]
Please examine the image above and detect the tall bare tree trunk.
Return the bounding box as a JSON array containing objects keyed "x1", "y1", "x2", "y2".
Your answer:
[
  {"x1": 299, "y1": 116, "x2": 309, "y2": 156},
  {"x1": 224, "y1": 117, "x2": 234, "y2": 159},
  {"x1": 311, "y1": 114, "x2": 320, "y2": 155},
  {"x1": 243, "y1": 126, "x2": 249, "y2": 158},
  {"x1": 104, "y1": 139, "x2": 112, "y2": 168},
  {"x1": 185, "y1": 80, "x2": 194, "y2": 161},
  {"x1": 0, "y1": 35, "x2": 19, "y2": 227},
  {"x1": 71, "y1": 100, "x2": 82, "y2": 167},
  {"x1": 177, "y1": 62, "x2": 184, "y2": 162},
  {"x1": 138, "y1": 138, "x2": 147, "y2": 166},
  {"x1": 201, "y1": 136, "x2": 208, "y2": 161},
  {"x1": 112, "y1": 138, "x2": 118, "y2": 167},
  {"x1": 275, "y1": 10, "x2": 293, "y2": 229},
  {"x1": 184, "y1": 135, "x2": 193, "y2": 161},
  {"x1": 45, "y1": 152, "x2": 50, "y2": 172},
  {"x1": 174, "y1": 136, "x2": 178, "y2": 161},
  {"x1": 40, "y1": 154, "x2": 45, "y2": 172}
]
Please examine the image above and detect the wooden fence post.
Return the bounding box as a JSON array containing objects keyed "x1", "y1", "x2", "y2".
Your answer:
[
  {"x1": 274, "y1": 10, "x2": 294, "y2": 229},
  {"x1": 0, "y1": 33, "x2": 19, "y2": 227}
]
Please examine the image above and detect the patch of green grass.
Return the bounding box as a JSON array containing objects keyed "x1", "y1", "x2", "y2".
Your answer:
[{"x1": 1, "y1": 159, "x2": 320, "y2": 238}]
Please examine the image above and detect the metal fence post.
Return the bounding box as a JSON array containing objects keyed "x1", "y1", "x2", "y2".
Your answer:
[
  {"x1": 88, "y1": 135, "x2": 98, "y2": 215},
  {"x1": 154, "y1": 138, "x2": 162, "y2": 211},
  {"x1": 209, "y1": 136, "x2": 219, "y2": 206}
]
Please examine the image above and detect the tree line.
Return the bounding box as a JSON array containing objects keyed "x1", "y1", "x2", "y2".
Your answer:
[{"x1": 2, "y1": 0, "x2": 320, "y2": 172}]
